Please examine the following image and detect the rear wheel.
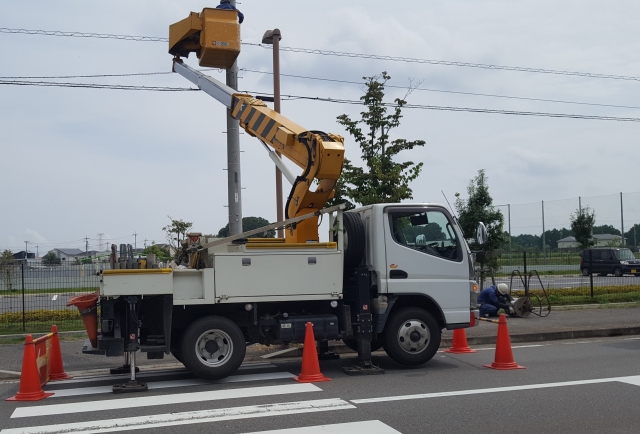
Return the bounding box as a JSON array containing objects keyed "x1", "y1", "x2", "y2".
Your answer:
[
  {"x1": 382, "y1": 307, "x2": 440, "y2": 366},
  {"x1": 614, "y1": 268, "x2": 623, "y2": 277},
  {"x1": 180, "y1": 316, "x2": 246, "y2": 380},
  {"x1": 581, "y1": 268, "x2": 590, "y2": 276}
]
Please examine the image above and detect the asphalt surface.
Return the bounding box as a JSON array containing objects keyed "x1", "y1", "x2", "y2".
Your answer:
[
  {"x1": 1, "y1": 304, "x2": 639, "y2": 377},
  {"x1": 1, "y1": 335, "x2": 640, "y2": 433}
]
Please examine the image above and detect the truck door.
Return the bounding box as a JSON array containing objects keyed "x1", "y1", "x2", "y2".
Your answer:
[{"x1": 383, "y1": 206, "x2": 470, "y2": 326}]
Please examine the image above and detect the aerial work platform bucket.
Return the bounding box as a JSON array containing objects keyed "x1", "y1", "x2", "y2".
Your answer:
[{"x1": 169, "y1": 8, "x2": 241, "y2": 69}]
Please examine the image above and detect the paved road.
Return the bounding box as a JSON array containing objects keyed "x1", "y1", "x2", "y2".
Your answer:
[{"x1": 2, "y1": 336, "x2": 640, "y2": 433}]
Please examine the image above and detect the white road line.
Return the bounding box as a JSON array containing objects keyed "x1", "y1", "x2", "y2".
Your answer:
[
  {"x1": 240, "y1": 420, "x2": 401, "y2": 434},
  {"x1": 351, "y1": 375, "x2": 640, "y2": 404},
  {"x1": 11, "y1": 383, "x2": 321, "y2": 419},
  {"x1": 56, "y1": 362, "x2": 276, "y2": 384},
  {"x1": 2, "y1": 398, "x2": 353, "y2": 434},
  {"x1": 48, "y1": 372, "x2": 295, "y2": 398}
]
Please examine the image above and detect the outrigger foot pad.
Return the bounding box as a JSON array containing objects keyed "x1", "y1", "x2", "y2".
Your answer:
[
  {"x1": 342, "y1": 364, "x2": 385, "y2": 376},
  {"x1": 110, "y1": 365, "x2": 140, "y2": 375},
  {"x1": 112, "y1": 381, "x2": 148, "y2": 394}
]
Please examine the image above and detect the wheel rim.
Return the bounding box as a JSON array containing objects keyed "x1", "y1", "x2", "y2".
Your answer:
[
  {"x1": 396, "y1": 320, "x2": 430, "y2": 354},
  {"x1": 194, "y1": 329, "x2": 233, "y2": 367}
]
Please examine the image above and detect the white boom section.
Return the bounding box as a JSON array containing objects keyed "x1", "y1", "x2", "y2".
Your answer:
[{"x1": 172, "y1": 59, "x2": 234, "y2": 108}]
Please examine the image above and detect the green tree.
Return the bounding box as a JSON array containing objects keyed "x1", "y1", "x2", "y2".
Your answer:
[
  {"x1": 42, "y1": 251, "x2": 61, "y2": 265},
  {"x1": 218, "y1": 216, "x2": 275, "y2": 238},
  {"x1": 542, "y1": 228, "x2": 573, "y2": 249},
  {"x1": 592, "y1": 224, "x2": 621, "y2": 236},
  {"x1": 624, "y1": 223, "x2": 640, "y2": 251},
  {"x1": 333, "y1": 72, "x2": 425, "y2": 207},
  {"x1": 143, "y1": 243, "x2": 170, "y2": 261},
  {"x1": 163, "y1": 216, "x2": 193, "y2": 258},
  {"x1": 454, "y1": 170, "x2": 507, "y2": 268},
  {"x1": 570, "y1": 206, "x2": 596, "y2": 249},
  {"x1": 0, "y1": 250, "x2": 18, "y2": 291}
]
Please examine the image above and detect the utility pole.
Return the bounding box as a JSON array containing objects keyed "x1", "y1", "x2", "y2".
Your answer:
[
  {"x1": 85, "y1": 236, "x2": 89, "y2": 253},
  {"x1": 262, "y1": 28, "x2": 284, "y2": 238},
  {"x1": 133, "y1": 232, "x2": 138, "y2": 250},
  {"x1": 24, "y1": 240, "x2": 30, "y2": 259},
  {"x1": 36, "y1": 245, "x2": 39, "y2": 258},
  {"x1": 226, "y1": 0, "x2": 243, "y2": 236},
  {"x1": 144, "y1": 238, "x2": 148, "y2": 249},
  {"x1": 620, "y1": 192, "x2": 625, "y2": 246}
]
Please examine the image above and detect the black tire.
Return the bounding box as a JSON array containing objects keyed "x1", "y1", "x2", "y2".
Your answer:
[
  {"x1": 180, "y1": 316, "x2": 246, "y2": 380},
  {"x1": 581, "y1": 268, "x2": 590, "y2": 276},
  {"x1": 341, "y1": 212, "x2": 365, "y2": 272},
  {"x1": 614, "y1": 268, "x2": 623, "y2": 277},
  {"x1": 382, "y1": 307, "x2": 441, "y2": 366},
  {"x1": 170, "y1": 349, "x2": 183, "y2": 364},
  {"x1": 342, "y1": 338, "x2": 382, "y2": 353}
]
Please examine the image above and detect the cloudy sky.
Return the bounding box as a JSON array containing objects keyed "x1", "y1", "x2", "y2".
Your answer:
[{"x1": 1, "y1": 0, "x2": 640, "y2": 254}]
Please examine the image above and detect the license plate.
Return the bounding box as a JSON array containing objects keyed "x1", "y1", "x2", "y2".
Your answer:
[{"x1": 632, "y1": 269, "x2": 637, "y2": 273}]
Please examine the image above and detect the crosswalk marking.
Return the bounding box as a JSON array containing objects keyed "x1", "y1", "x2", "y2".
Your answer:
[
  {"x1": 11, "y1": 383, "x2": 322, "y2": 419},
  {"x1": 240, "y1": 420, "x2": 401, "y2": 434},
  {"x1": 55, "y1": 362, "x2": 276, "y2": 385},
  {"x1": 351, "y1": 375, "x2": 640, "y2": 404},
  {"x1": 2, "y1": 398, "x2": 354, "y2": 434},
  {"x1": 48, "y1": 371, "x2": 295, "y2": 398}
]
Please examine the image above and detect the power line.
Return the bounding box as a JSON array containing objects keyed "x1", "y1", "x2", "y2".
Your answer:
[
  {"x1": 2, "y1": 76, "x2": 639, "y2": 121},
  {"x1": 4, "y1": 67, "x2": 640, "y2": 111},
  {"x1": 245, "y1": 43, "x2": 640, "y2": 82},
  {"x1": 2, "y1": 27, "x2": 639, "y2": 82},
  {"x1": 0, "y1": 28, "x2": 165, "y2": 42},
  {"x1": 272, "y1": 93, "x2": 640, "y2": 123},
  {"x1": 0, "y1": 80, "x2": 197, "y2": 91},
  {"x1": 240, "y1": 68, "x2": 640, "y2": 111}
]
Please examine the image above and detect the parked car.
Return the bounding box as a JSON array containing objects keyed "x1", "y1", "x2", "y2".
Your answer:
[{"x1": 580, "y1": 248, "x2": 640, "y2": 277}]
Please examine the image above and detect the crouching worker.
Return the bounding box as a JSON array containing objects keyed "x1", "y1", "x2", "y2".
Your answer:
[{"x1": 478, "y1": 283, "x2": 513, "y2": 317}]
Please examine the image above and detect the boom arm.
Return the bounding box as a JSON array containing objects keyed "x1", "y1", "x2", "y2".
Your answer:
[{"x1": 172, "y1": 59, "x2": 345, "y2": 243}]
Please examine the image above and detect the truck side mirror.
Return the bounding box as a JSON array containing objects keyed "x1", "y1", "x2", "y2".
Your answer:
[{"x1": 476, "y1": 222, "x2": 488, "y2": 245}]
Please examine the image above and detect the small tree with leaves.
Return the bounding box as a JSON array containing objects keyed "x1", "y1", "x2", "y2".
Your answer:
[
  {"x1": 0, "y1": 250, "x2": 18, "y2": 292},
  {"x1": 570, "y1": 206, "x2": 596, "y2": 249},
  {"x1": 143, "y1": 243, "x2": 170, "y2": 261},
  {"x1": 455, "y1": 170, "x2": 507, "y2": 269},
  {"x1": 331, "y1": 72, "x2": 425, "y2": 208},
  {"x1": 218, "y1": 217, "x2": 275, "y2": 238},
  {"x1": 42, "y1": 252, "x2": 61, "y2": 265},
  {"x1": 163, "y1": 216, "x2": 193, "y2": 259}
]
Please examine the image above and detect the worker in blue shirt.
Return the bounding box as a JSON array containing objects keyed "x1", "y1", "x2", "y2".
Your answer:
[
  {"x1": 477, "y1": 283, "x2": 513, "y2": 317},
  {"x1": 216, "y1": 0, "x2": 244, "y2": 23}
]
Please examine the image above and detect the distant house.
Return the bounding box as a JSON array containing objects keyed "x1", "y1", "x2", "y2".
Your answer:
[
  {"x1": 557, "y1": 234, "x2": 625, "y2": 249},
  {"x1": 557, "y1": 236, "x2": 580, "y2": 249},
  {"x1": 48, "y1": 248, "x2": 84, "y2": 261},
  {"x1": 12, "y1": 251, "x2": 35, "y2": 260}
]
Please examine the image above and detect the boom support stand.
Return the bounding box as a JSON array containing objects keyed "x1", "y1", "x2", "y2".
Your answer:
[
  {"x1": 113, "y1": 297, "x2": 148, "y2": 393},
  {"x1": 343, "y1": 268, "x2": 384, "y2": 376}
]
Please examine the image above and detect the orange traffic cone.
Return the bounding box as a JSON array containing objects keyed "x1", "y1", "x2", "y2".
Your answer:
[
  {"x1": 484, "y1": 314, "x2": 525, "y2": 370},
  {"x1": 6, "y1": 335, "x2": 55, "y2": 401},
  {"x1": 445, "y1": 329, "x2": 478, "y2": 354},
  {"x1": 294, "y1": 322, "x2": 330, "y2": 383},
  {"x1": 49, "y1": 325, "x2": 72, "y2": 381},
  {"x1": 67, "y1": 292, "x2": 99, "y2": 348}
]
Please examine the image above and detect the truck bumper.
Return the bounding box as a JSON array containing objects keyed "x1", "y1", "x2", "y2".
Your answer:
[{"x1": 469, "y1": 309, "x2": 479, "y2": 327}]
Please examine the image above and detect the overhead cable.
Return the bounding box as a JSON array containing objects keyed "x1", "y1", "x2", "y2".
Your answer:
[
  {"x1": 0, "y1": 80, "x2": 197, "y2": 91},
  {"x1": 2, "y1": 27, "x2": 639, "y2": 82},
  {"x1": 3, "y1": 68, "x2": 639, "y2": 111}
]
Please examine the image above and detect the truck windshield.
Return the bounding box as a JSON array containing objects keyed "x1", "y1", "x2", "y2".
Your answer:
[
  {"x1": 389, "y1": 209, "x2": 461, "y2": 261},
  {"x1": 615, "y1": 249, "x2": 636, "y2": 261}
]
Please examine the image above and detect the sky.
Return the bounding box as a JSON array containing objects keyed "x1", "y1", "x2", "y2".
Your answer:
[{"x1": 1, "y1": 0, "x2": 640, "y2": 254}]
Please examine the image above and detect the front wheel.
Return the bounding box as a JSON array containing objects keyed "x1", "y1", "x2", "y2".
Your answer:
[
  {"x1": 180, "y1": 316, "x2": 246, "y2": 380},
  {"x1": 581, "y1": 268, "x2": 590, "y2": 276},
  {"x1": 382, "y1": 307, "x2": 440, "y2": 366},
  {"x1": 342, "y1": 338, "x2": 382, "y2": 353},
  {"x1": 614, "y1": 268, "x2": 623, "y2": 277}
]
